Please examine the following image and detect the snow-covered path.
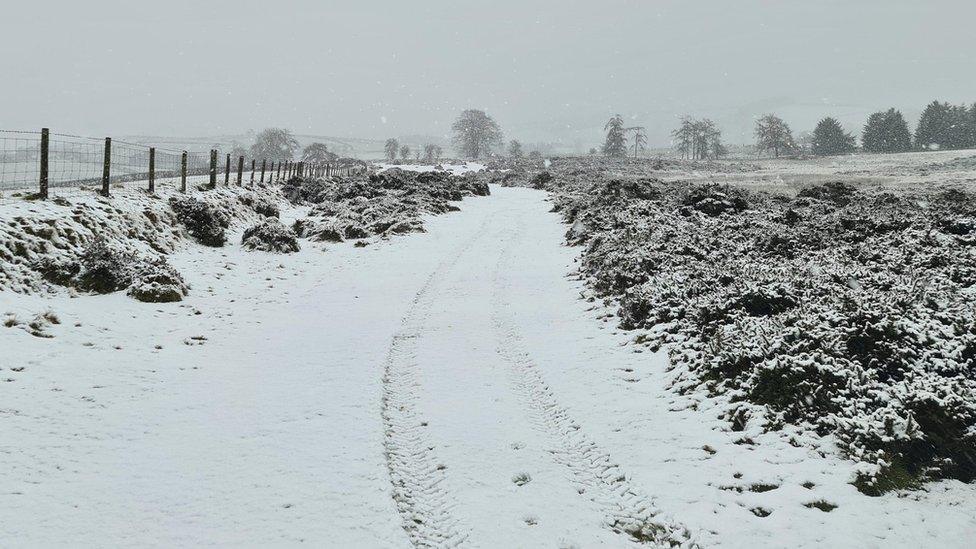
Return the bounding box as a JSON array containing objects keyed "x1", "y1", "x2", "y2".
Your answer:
[{"x1": 3, "y1": 186, "x2": 975, "y2": 547}]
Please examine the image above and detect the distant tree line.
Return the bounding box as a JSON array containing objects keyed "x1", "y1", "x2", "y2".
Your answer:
[
  {"x1": 596, "y1": 98, "x2": 976, "y2": 161},
  {"x1": 385, "y1": 109, "x2": 548, "y2": 162},
  {"x1": 229, "y1": 128, "x2": 343, "y2": 164},
  {"x1": 773, "y1": 99, "x2": 976, "y2": 158},
  {"x1": 673, "y1": 117, "x2": 726, "y2": 159}
]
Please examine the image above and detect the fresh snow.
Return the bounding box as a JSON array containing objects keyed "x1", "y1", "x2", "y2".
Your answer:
[
  {"x1": 376, "y1": 162, "x2": 486, "y2": 176},
  {"x1": 2, "y1": 185, "x2": 975, "y2": 547}
]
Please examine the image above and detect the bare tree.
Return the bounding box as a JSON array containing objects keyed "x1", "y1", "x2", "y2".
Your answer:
[
  {"x1": 626, "y1": 127, "x2": 647, "y2": 157},
  {"x1": 384, "y1": 138, "x2": 399, "y2": 162},
  {"x1": 508, "y1": 139, "x2": 524, "y2": 159},
  {"x1": 452, "y1": 109, "x2": 503, "y2": 159},
  {"x1": 755, "y1": 114, "x2": 796, "y2": 157},
  {"x1": 671, "y1": 117, "x2": 725, "y2": 160},
  {"x1": 399, "y1": 144, "x2": 411, "y2": 160},
  {"x1": 302, "y1": 142, "x2": 338, "y2": 163},
  {"x1": 250, "y1": 128, "x2": 299, "y2": 162},
  {"x1": 230, "y1": 142, "x2": 249, "y2": 161}
]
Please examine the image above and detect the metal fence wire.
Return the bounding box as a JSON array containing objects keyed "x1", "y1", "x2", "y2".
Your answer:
[
  {"x1": 0, "y1": 130, "x2": 43, "y2": 190},
  {"x1": 0, "y1": 128, "x2": 367, "y2": 200}
]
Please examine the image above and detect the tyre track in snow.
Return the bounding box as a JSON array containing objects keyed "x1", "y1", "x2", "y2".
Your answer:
[
  {"x1": 381, "y1": 210, "x2": 497, "y2": 548},
  {"x1": 489, "y1": 221, "x2": 701, "y2": 548}
]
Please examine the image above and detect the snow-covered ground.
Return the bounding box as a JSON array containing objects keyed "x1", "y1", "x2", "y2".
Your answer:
[
  {"x1": 2, "y1": 186, "x2": 975, "y2": 547},
  {"x1": 375, "y1": 161, "x2": 486, "y2": 176}
]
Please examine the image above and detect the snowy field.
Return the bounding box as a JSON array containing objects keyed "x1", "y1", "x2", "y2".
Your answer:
[
  {"x1": 654, "y1": 148, "x2": 976, "y2": 193},
  {"x1": 375, "y1": 161, "x2": 486, "y2": 176},
  {"x1": 1, "y1": 167, "x2": 974, "y2": 547}
]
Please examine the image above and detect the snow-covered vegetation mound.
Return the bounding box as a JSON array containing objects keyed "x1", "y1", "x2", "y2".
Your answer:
[
  {"x1": 33, "y1": 237, "x2": 188, "y2": 302},
  {"x1": 539, "y1": 158, "x2": 976, "y2": 493},
  {"x1": 0, "y1": 185, "x2": 282, "y2": 297},
  {"x1": 169, "y1": 196, "x2": 231, "y2": 247},
  {"x1": 241, "y1": 218, "x2": 300, "y2": 253},
  {"x1": 285, "y1": 169, "x2": 489, "y2": 242}
]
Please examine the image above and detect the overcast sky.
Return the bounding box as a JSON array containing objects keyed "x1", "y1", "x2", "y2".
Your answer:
[{"x1": 3, "y1": 0, "x2": 975, "y2": 150}]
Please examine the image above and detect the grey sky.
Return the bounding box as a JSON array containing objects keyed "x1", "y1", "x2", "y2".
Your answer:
[{"x1": 3, "y1": 0, "x2": 975, "y2": 150}]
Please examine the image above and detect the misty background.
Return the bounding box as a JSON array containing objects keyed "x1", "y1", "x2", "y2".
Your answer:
[{"x1": 3, "y1": 0, "x2": 974, "y2": 155}]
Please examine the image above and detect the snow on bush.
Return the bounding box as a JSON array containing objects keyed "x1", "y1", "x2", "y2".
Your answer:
[
  {"x1": 127, "y1": 259, "x2": 189, "y2": 303},
  {"x1": 238, "y1": 192, "x2": 280, "y2": 218},
  {"x1": 284, "y1": 168, "x2": 489, "y2": 241},
  {"x1": 30, "y1": 237, "x2": 189, "y2": 302},
  {"x1": 169, "y1": 196, "x2": 230, "y2": 247},
  {"x1": 0, "y1": 185, "x2": 280, "y2": 295},
  {"x1": 241, "y1": 218, "x2": 301, "y2": 253},
  {"x1": 541, "y1": 160, "x2": 976, "y2": 492}
]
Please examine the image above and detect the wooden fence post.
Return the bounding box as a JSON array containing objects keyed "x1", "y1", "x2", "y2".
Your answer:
[
  {"x1": 181, "y1": 151, "x2": 188, "y2": 192},
  {"x1": 101, "y1": 137, "x2": 112, "y2": 196},
  {"x1": 39, "y1": 128, "x2": 49, "y2": 199},
  {"x1": 148, "y1": 147, "x2": 156, "y2": 193},
  {"x1": 224, "y1": 154, "x2": 231, "y2": 185},
  {"x1": 250, "y1": 159, "x2": 256, "y2": 185},
  {"x1": 209, "y1": 149, "x2": 217, "y2": 187},
  {"x1": 260, "y1": 159, "x2": 266, "y2": 183},
  {"x1": 237, "y1": 156, "x2": 244, "y2": 186}
]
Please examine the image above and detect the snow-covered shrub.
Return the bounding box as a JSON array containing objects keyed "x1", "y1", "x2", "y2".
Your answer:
[
  {"x1": 69, "y1": 238, "x2": 188, "y2": 302},
  {"x1": 680, "y1": 184, "x2": 749, "y2": 216},
  {"x1": 127, "y1": 258, "x2": 188, "y2": 303},
  {"x1": 238, "y1": 193, "x2": 279, "y2": 218},
  {"x1": 285, "y1": 169, "x2": 489, "y2": 243},
  {"x1": 32, "y1": 256, "x2": 81, "y2": 286},
  {"x1": 76, "y1": 238, "x2": 139, "y2": 293},
  {"x1": 169, "y1": 196, "x2": 229, "y2": 247},
  {"x1": 544, "y1": 162, "x2": 976, "y2": 491},
  {"x1": 241, "y1": 218, "x2": 300, "y2": 253}
]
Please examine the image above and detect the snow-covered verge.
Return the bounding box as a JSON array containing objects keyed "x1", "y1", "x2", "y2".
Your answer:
[
  {"x1": 0, "y1": 181, "x2": 279, "y2": 297},
  {"x1": 527, "y1": 156, "x2": 976, "y2": 496},
  {"x1": 287, "y1": 168, "x2": 490, "y2": 243},
  {"x1": 375, "y1": 161, "x2": 486, "y2": 176},
  {"x1": 0, "y1": 170, "x2": 490, "y2": 302}
]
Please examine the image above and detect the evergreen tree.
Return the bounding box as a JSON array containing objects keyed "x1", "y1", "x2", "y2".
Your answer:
[
  {"x1": 913, "y1": 101, "x2": 976, "y2": 150},
  {"x1": 602, "y1": 115, "x2": 627, "y2": 157},
  {"x1": 969, "y1": 104, "x2": 976, "y2": 149},
  {"x1": 862, "y1": 109, "x2": 912, "y2": 153},
  {"x1": 915, "y1": 101, "x2": 952, "y2": 150},
  {"x1": 399, "y1": 144, "x2": 411, "y2": 160},
  {"x1": 754, "y1": 114, "x2": 795, "y2": 157},
  {"x1": 944, "y1": 104, "x2": 973, "y2": 150},
  {"x1": 811, "y1": 117, "x2": 856, "y2": 156}
]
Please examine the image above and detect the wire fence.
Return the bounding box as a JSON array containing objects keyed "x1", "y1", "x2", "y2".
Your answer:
[{"x1": 0, "y1": 128, "x2": 367, "y2": 201}]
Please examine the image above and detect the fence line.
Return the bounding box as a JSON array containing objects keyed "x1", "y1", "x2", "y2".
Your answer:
[{"x1": 0, "y1": 128, "x2": 367, "y2": 200}]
